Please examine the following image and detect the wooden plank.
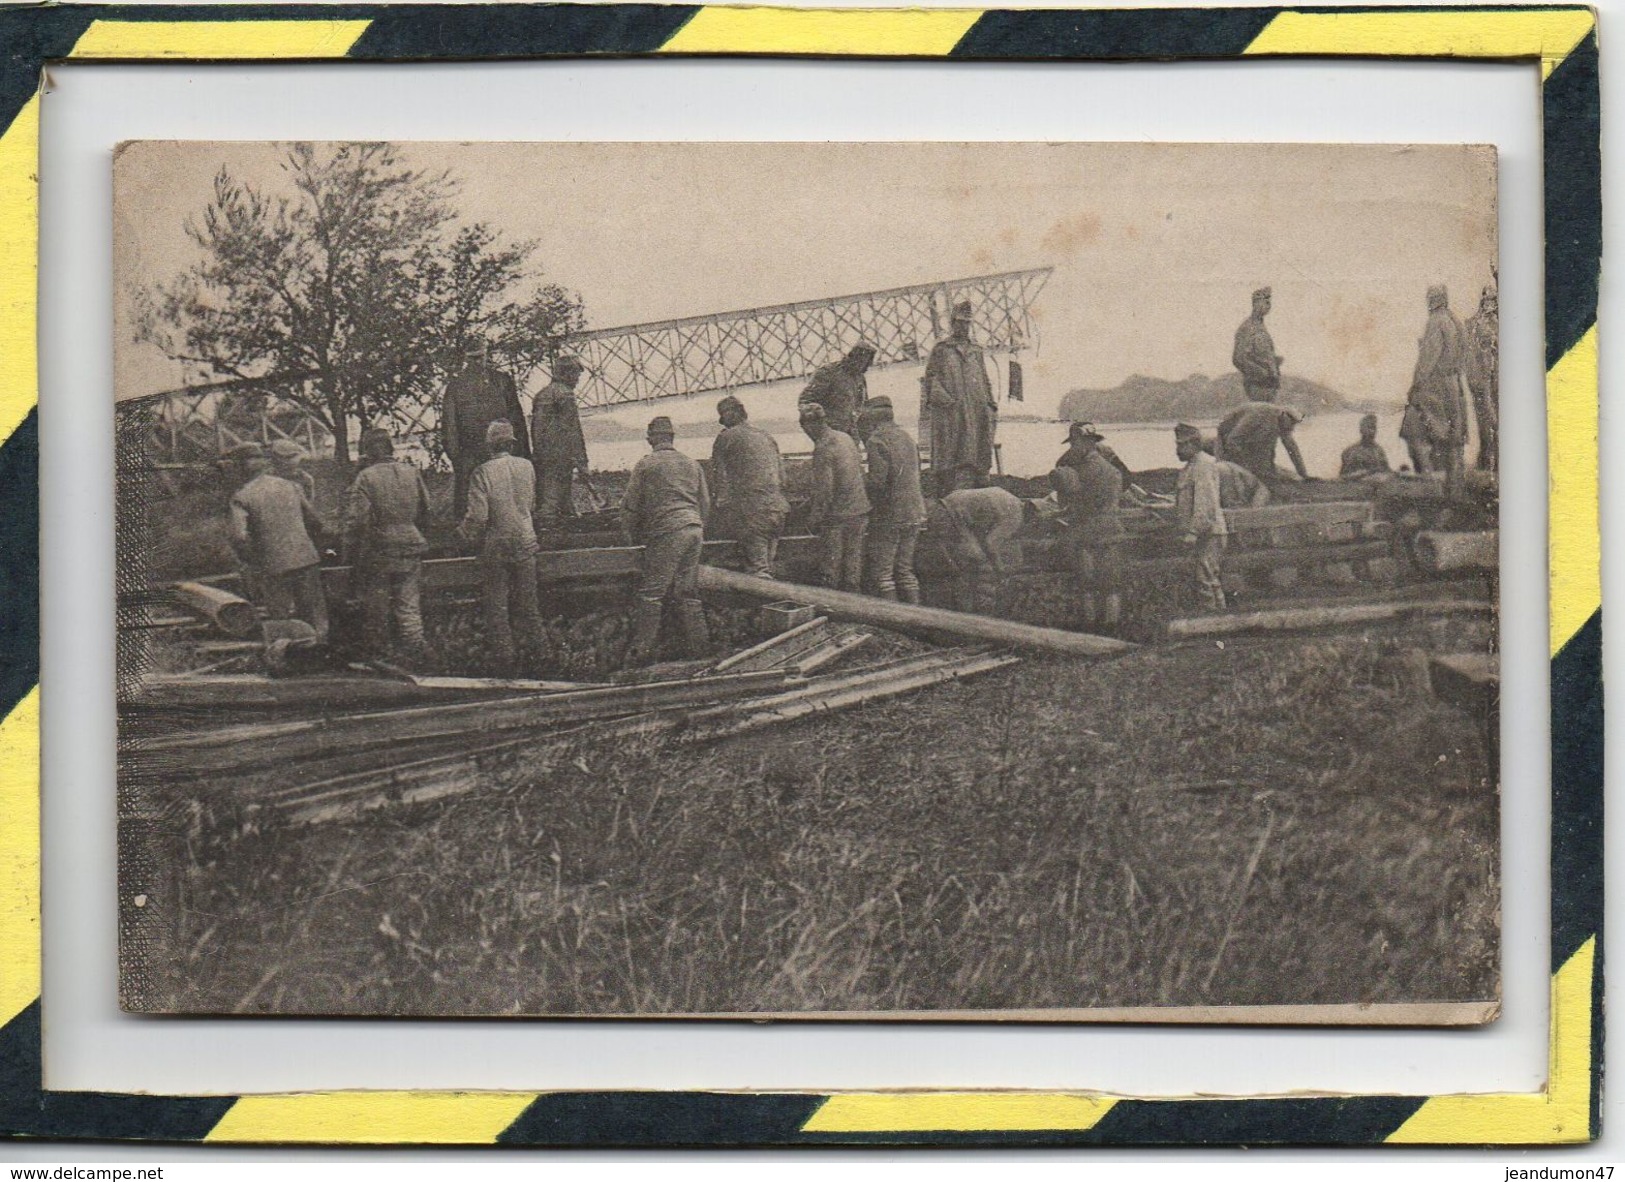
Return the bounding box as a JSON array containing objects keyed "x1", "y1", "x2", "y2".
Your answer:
[
  {"x1": 1166, "y1": 598, "x2": 1494, "y2": 640},
  {"x1": 1222, "y1": 501, "x2": 1374, "y2": 532},
  {"x1": 792, "y1": 630, "x2": 874, "y2": 675},
  {"x1": 697, "y1": 567, "x2": 1133, "y2": 657},
  {"x1": 711, "y1": 616, "x2": 830, "y2": 673}
]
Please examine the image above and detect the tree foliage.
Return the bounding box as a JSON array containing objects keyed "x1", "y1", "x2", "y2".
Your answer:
[{"x1": 136, "y1": 143, "x2": 586, "y2": 463}]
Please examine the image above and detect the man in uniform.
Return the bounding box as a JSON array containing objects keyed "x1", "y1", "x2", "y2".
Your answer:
[
  {"x1": 622, "y1": 416, "x2": 711, "y2": 664},
  {"x1": 855, "y1": 396, "x2": 926, "y2": 603},
  {"x1": 1339, "y1": 413, "x2": 1392, "y2": 481},
  {"x1": 926, "y1": 485, "x2": 1025, "y2": 615},
  {"x1": 1216, "y1": 454, "x2": 1272, "y2": 508},
  {"x1": 1175, "y1": 422, "x2": 1229, "y2": 611},
  {"x1": 459, "y1": 420, "x2": 542, "y2": 675},
  {"x1": 1217, "y1": 401, "x2": 1309, "y2": 484},
  {"x1": 531, "y1": 354, "x2": 591, "y2": 535},
  {"x1": 923, "y1": 301, "x2": 997, "y2": 494},
  {"x1": 344, "y1": 426, "x2": 431, "y2": 661},
  {"x1": 1464, "y1": 282, "x2": 1499, "y2": 472},
  {"x1": 1048, "y1": 423, "x2": 1123, "y2": 633},
  {"x1": 1399, "y1": 285, "x2": 1470, "y2": 482},
  {"x1": 269, "y1": 439, "x2": 317, "y2": 501},
  {"x1": 229, "y1": 444, "x2": 329, "y2": 640},
  {"x1": 710, "y1": 394, "x2": 789, "y2": 578},
  {"x1": 800, "y1": 402, "x2": 870, "y2": 593},
  {"x1": 442, "y1": 338, "x2": 530, "y2": 517},
  {"x1": 800, "y1": 343, "x2": 876, "y2": 435},
  {"x1": 1232, "y1": 286, "x2": 1283, "y2": 402}
]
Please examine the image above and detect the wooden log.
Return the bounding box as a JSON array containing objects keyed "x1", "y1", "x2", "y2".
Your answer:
[
  {"x1": 170, "y1": 581, "x2": 258, "y2": 637},
  {"x1": 711, "y1": 615, "x2": 830, "y2": 673},
  {"x1": 131, "y1": 672, "x2": 604, "y2": 712},
  {"x1": 1415, "y1": 531, "x2": 1498, "y2": 574},
  {"x1": 1223, "y1": 502, "x2": 1373, "y2": 532},
  {"x1": 792, "y1": 630, "x2": 874, "y2": 675},
  {"x1": 1166, "y1": 598, "x2": 1495, "y2": 640},
  {"x1": 696, "y1": 566, "x2": 1134, "y2": 657},
  {"x1": 139, "y1": 668, "x2": 799, "y2": 775}
]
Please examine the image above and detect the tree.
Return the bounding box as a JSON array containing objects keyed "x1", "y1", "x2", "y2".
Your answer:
[{"x1": 135, "y1": 143, "x2": 586, "y2": 464}]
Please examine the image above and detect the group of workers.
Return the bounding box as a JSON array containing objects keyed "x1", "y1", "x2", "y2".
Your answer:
[{"x1": 218, "y1": 278, "x2": 1500, "y2": 663}]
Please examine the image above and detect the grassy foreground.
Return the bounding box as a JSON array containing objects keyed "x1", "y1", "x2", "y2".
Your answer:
[{"x1": 167, "y1": 615, "x2": 1497, "y2": 1016}]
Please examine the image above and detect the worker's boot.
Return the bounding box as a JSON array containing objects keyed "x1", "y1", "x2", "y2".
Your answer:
[
  {"x1": 626, "y1": 600, "x2": 665, "y2": 666},
  {"x1": 678, "y1": 599, "x2": 711, "y2": 659}
]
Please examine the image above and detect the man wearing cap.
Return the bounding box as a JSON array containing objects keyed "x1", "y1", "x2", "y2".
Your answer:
[
  {"x1": 459, "y1": 420, "x2": 542, "y2": 674},
  {"x1": 923, "y1": 301, "x2": 997, "y2": 493},
  {"x1": 531, "y1": 354, "x2": 591, "y2": 534},
  {"x1": 442, "y1": 338, "x2": 530, "y2": 518},
  {"x1": 800, "y1": 343, "x2": 876, "y2": 436},
  {"x1": 229, "y1": 443, "x2": 329, "y2": 641},
  {"x1": 1400, "y1": 285, "x2": 1469, "y2": 482},
  {"x1": 855, "y1": 396, "x2": 925, "y2": 603},
  {"x1": 925, "y1": 486, "x2": 1025, "y2": 615},
  {"x1": 1175, "y1": 423, "x2": 1228, "y2": 611},
  {"x1": 1464, "y1": 281, "x2": 1499, "y2": 472},
  {"x1": 1233, "y1": 287, "x2": 1284, "y2": 402},
  {"x1": 622, "y1": 416, "x2": 711, "y2": 664},
  {"x1": 269, "y1": 439, "x2": 318, "y2": 502},
  {"x1": 1048, "y1": 423, "x2": 1123, "y2": 633},
  {"x1": 711, "y1": 395, "x2": 789, "y2": 578},
  {"x1": 1339, "y1": 413, "x2": 1392, "y2": 481},
  {"x1": 1216, "y1": 401, "x2": 1309, "y2": 484},
  {"x1": 800, "y1": 402, "x2": 870, "y2": 593},
  {"x1": 345, "y1": 426, "x2": 431, "y2": 661}
]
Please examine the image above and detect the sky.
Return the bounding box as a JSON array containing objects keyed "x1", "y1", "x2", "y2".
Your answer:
[{"x1": 115, "y1": 140, "x2": 1497, "y2": 417}]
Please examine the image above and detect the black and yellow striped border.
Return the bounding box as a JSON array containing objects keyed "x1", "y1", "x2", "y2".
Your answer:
[{"x1": 0, "y1": 4, "x2": 1601, "y2": 1147}]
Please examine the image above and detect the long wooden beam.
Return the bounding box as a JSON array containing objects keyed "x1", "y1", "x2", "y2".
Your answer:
[
  {"x1": 696, "y1": 566, "x2": 1134, "y2": 657},
  {"x1": 1165, "y1": 598, "x2": 1495, "y2": 640}
]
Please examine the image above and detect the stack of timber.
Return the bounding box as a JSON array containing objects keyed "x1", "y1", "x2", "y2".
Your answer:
[{"x1": 710, "y1": 615, "x2": 875, "y2": 677}]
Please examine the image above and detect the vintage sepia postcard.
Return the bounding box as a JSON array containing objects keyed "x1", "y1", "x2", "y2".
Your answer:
[{"x1": 114, "y1": 141, "x2": 1500, "y2": 1021}]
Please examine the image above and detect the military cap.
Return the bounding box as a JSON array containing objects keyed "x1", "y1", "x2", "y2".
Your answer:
[
  {"x1": 797, "y1": 402, "x2": 826, "y2": 423},
  {"x1": 951, "y1": 300, "x2": 975, "y2": 321},
  {"x1": 1427, "y1": 284, "x2": 1449, "y2": 307},
  {"x1": 647, "y1": 415, "x2": 676, "y2": 436},
  {"x1": 1066, "y1": 421, "x2": 1104, "y2": 444},
  {"x1": 1174, "y1": 422, "x2": 1203, "y2": 442},
  {"x1": 717, "y1": 394, "x2": 745, "y2": 416},
  {"x1": 360, "y1": 426, "x2": 394, "y2": 457},
  {"x1": 553, "y1": 354, "x2": 584, "y2": 378},
  {"x1": 864, "y1": 395, "x2": 893, "y2": 411},
  {"x1": 221, "y1": 441, "x2": 265, "y2": 462},
  {"x1": 269, "y1": 439, "x2": 305, "y2": 463},
  {"x1": 486, "y1": 420, "x2": 517, "y2": 445},
  {"x1": 1252, "y1": 286, "x2": 1272, "y2": 301}
]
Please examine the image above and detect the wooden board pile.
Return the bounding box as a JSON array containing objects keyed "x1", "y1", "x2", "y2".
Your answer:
[{"x1": 123, "y1": 621, "x2": 1019, "y2": 826}]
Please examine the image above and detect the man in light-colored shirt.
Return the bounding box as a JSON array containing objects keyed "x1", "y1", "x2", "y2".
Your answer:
[
  {"x1": 229, "y1": 450, "x2": 329, "y2": 640},
  {"x1": 345, "y1": 427, "x2": 431, "y2": 660},
  {"x1": 801, "y1": 402, "x2": 870, "y2": 593},
  {"x1": 623, "y1": 416, "x2": 711, "y2": 664},
  {"x1": 460, "y1": 420, "x2": 542, "y2": 674},
  {"x1": 1175, "y1": 422, "x2": 1228, "y2": 611},
  {"x1": 927, "y1": 485, "x2": 1024, "y2": 615}
]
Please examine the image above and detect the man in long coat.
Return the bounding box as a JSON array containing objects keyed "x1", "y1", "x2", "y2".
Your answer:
[
  {"x1": 1399, "y1": 285, "x2": 1469, "y2": 482},
  {"x1": 800, "y1": 343, "x2": 876, "y2": 435},
  {"x1": 1463, "y1": 282, "x2": 1499, "y2": 472},
  {"x1": 442, "y1": 338, "x2": 530, "y2": 517},
  {"x1": 1232, "y1": 286, "x2": 1283, "y2": 402},
  {"x1": 531, "y1": 354, "x2": 591, "y2": 534},
  {"x1": 923, "y1": 300, "x2": 996, "y2": 494}
]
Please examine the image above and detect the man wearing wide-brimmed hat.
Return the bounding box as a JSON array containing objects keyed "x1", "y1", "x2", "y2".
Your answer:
[
  {"x1": 855, "y1": 396, "x2": 925, "y2": 602},
  {"x1": 800, "y1": 342, "x2": 876, "y2": 436},
  {"x1": 346, "y1": 426, "x2": 431, "y2": 661},
  {"x1": 622, "y1": 416, "x2": 711, "y2": 664},
  {"x1": 922, "y1": 300, "x2": 996, "y2": 493},
  {"x1": 1400, "y1": 284, "x2": 1469, "y2": 482},
  {"x1": 1232, "y1": 286, "x2": 1284, "y2": 403},
  {"x1": 531, "y1": 353, "x2": 591, "y2": 535},
  {"x1": 1048, "y1": 422, "x2": 1123, "y2": 633},
  {"x1": 441, "y1": 337, "x2": 530, "y2": 518},
  {"x1": 711, "y1": 394, "x2": 789, "y2": 578},
  {"x1": 459, "y1": 419, "x2": 542, "y2": 674}
]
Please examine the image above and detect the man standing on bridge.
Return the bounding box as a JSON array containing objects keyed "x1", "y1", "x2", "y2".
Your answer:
[
  {"x1": 1233, "y1": 286, "x2": 1284, "y2": 402},
  {"x1": 800, "y1": 342, "x2": 876, "y2": 435},
  {"x1": 711, "y1": 394, "x2": 789, "y2": 579},
  {"x1": 623, "y1": 415, "x2": 711, "y2": 664},
  {"x1": 531, "y1": 354, "x2": 591, "y2": 536},
  {"x1": 442, "y1": 338, "x2": 530, "y2": 518},
  {"x1": 460, "y1": 420, "x2": 543, "y2": 675},
  {"x1": 801, "y1": 402, "x2": 870, "y2": 593},
  {"x1": 345, "y1": 426, "x2": 431, "y2": 662},
  {"x1": 923, "y1": 301, "x2": 997, "y2": 494}
]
